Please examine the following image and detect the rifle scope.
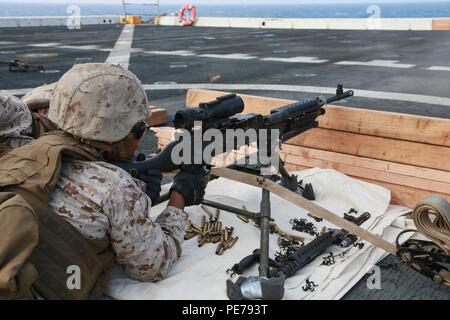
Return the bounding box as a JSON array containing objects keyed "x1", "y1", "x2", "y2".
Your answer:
[{"x1": 174, "y1": 93, "x2": 244, "y2": 129}]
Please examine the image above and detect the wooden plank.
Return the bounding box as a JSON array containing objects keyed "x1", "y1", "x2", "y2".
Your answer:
[
  {"x1": 433, "y1": 19, "x2": 450, "y2": 30},
  {"x1": 363, "y1": 179, "x2": 450, "y2": 209},
  {"x1": 318, "y1": 107, "x2": 450, "y2": 147},
  {"x1": 151, "y1": 126, "x2": 175, "y2": 140},
  {"x1": 281, "y1": 144, "x2": 450, "y2": 184},
  {"x1": 186, "y1": 89, "x2": 450, "y2": 146},
  {"x1": 281, "y1": 150, "x2": 450, "y2": 194},
  {"x1": 284, "y1": 163, "x2": 450, "y2": 208},
  {"x1": 151, "y1": 126, "x2": 254, "y2": 166},
  {"x1": 146, "y1": 106, "x2": 168, "y2": 127},
  {"x1": 211, "y1": 167, "x2": 397, "y2": 255},
  {"x1": 286, "y1": 128, "x2": 450, "y2": 171}
]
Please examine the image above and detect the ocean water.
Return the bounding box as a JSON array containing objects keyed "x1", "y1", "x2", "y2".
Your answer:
[{"x1": 0, "y1": 2, "x2": 450, "y2": 19}]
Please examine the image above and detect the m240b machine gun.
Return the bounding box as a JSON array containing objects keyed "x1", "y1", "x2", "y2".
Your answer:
[{"x1": 115, "y1": 84, "x2": 354, "y2": 177}]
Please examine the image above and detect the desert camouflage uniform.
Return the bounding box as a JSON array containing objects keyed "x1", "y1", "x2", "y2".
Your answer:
[
  {"x1": 45, "y1": 63, "x2": 186, "y2": 282},
  {"x1": 0, "y1": 92, "x2": 34, "y2": 149},
  {"x1": 49, "y1": 159, "x2": 188, "y2": 281}
]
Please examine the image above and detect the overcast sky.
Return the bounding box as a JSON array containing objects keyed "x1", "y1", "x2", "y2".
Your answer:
[{"x1": 10, "y1": 0, "x2": 450, "y2": 4}]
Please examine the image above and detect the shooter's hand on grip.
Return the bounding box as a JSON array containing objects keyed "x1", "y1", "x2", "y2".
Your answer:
[{"x1": 170, "y1": 166, "x2": 209, "y2": 207}]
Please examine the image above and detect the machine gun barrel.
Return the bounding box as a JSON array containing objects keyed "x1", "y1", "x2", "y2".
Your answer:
[{"x1": 264, "y1": 85, "x2": 354, "y2": 126}]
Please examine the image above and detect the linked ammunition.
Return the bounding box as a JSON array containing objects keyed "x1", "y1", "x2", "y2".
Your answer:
[
  {"x1": 227, "y1": 237, "x2": 239, "y2": 249},
  {"x1": 184, "y1": 232, "x2": 197, "y2": 240},
  {"x1": 191, "y1": 224, "x2": 202, "y2": 233},
  {"x1": 198, "y1": 237, "x2": 206, "y2": 247},
  {"x1": 201, "y1": 216, "x2": 206, "y2": 231},
  {"x1": 224, "y1": 230, "x2": 229, "y2": 243},
  {"x1": 237, "y1": 205, "x2": 250, "y2": 223},
  {"x1": 238, "y1": 215, "x2": 249, "y2": 223},
  {"x1": 215, "y1": 208, "x2": 220, "y2": 221},
  {"x1": 201, "y1": 205, "x2": 214, "y2": 218},
  {"x1": 187, "y1": 215, "x2": 238, "y2": 254},
  {"x1": 208, "y1": 231, "x2": 222, "y2": 237},
  {"x1": 215, "y1": 242, "x2": 224, "y2": 255},
  {"x1": 269, "y1": 222, "x2": 305, "y2": 243}
]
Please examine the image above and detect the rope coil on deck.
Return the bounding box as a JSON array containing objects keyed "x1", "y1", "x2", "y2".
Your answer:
[
  {"x1": 413, "y1": 196, "x2": 450, "y2": 253},
  {"x1": 177, "y1": 4, "x2": 197, "y2": 27}
]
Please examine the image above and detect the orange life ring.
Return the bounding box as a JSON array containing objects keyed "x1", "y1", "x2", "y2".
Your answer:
[{"x1": 177, "y1": 3, "x2": 197, "y2": 26}]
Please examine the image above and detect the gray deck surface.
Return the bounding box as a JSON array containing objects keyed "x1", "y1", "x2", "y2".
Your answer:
[{"x1": 1, "y1": 23, "x2": 449, "y2": 299}]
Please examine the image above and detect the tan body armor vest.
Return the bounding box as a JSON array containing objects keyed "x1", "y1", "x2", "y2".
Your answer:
[{"x1": 0, "y1": 132, "x2": 115, "y2": 299}]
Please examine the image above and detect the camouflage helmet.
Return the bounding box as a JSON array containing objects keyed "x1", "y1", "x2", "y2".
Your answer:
[
  {"x1": 0, "y1": 92, "x2": 33, "y2": 148},
  {"x1": 49, "y1": 63, "x2": 150, "y2": 143},
  {"x1": 21, "y1": 82, "x2": 56, "y2": 110}
]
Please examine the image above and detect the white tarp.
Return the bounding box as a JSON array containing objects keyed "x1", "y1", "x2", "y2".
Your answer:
[{"x1": 105, "y1": 168, "x2": 411, "y2": 300}]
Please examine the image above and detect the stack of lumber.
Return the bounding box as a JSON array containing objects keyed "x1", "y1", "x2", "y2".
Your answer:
[
  {"x1": 146, "y1": 106, "x2": 168, "y2": 127},
  {"x1": 432, "y1": 19, "x2": 450, "y2": 30},
  {"x1": 151, "y1": 126, "x2": 256, "y2": 167},
  {"x1": 185, "y1": 89, "x2": 450, "y2": 208},
  {"x1": 151, "y1": 126, "x2": 175, "y2": 150}
]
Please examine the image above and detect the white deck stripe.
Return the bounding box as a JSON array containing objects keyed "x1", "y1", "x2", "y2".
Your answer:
[
  {"x1": 30, "y1": 43, "x2": 111, "y2": 52},
  {"x1": 1, "y1": 88, "x2": 31, "y2": 96},
  {"x1": 145, "y1": 50, "x2": 196, "y2": 56},
  {"x1": 5, "y1": 84, "x2": 450, "y2": 107},
  {"x1": 427, "y1": 66, "x2": 450, "y2": 72},
  {"x1": 335, "y1": 60, "x2": 415, "y2": 69},
  {"x1": 261, "y1": 56, "x2": 328, "y2": 64},
  {"x1": 105, "y1": 24, "x2": 134, "y2": 70},
  {"x1": 141, "y1": 83, "x2": 450, "y2": 107},
  {"x1": 30, "y1": 42, "x2": 60, "y2": 47},
  {"x1": 198, "y1": 53, "x2": 257, "y2": 60},
  {"x1": 145, "y1": 50, "x2": 256, "y2": 60}
]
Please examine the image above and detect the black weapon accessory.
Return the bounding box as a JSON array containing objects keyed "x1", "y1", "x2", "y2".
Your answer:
[
  {"x1": 353, "y1": 242, "x2": 365, "y2": 250},
  {"x1": 339, "y1": 248, "x2": 351, "y2": 257},
  {"x1": 322, "y1": 252, "x2": 336, "y2": 266},
  {"x1": 302, "y1": 279, "x2": 318, "y2": 292},
  {"x1": 290, "y1": 218, "x2": 319, "y2": 237}
]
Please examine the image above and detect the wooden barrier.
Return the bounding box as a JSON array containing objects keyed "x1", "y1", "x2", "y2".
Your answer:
[
  {"x1": 186, "y1": 89, "x2": 450, "y2": 146},
  {"x1": 433, "y1": 19, "x2": 450, "y2": 30},
  {"x1": 146, "y1": 106, "x2": 168, "y2": 127},
  {"x1": 183, "y1": 89, "x2": 450, "y2": 208}
]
